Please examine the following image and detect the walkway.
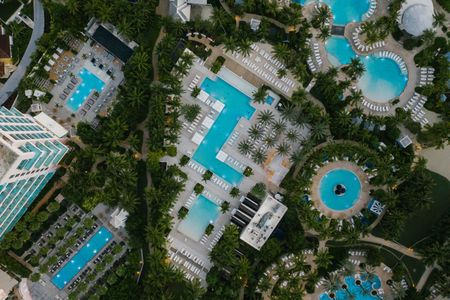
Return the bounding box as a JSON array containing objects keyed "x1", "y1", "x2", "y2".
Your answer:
[
  {"x1": 360, "y1": 234, "x2": 422, "y2": 259},
  {"x1": 0, "y1": 0, "x2": 45, "y2": 105},
  {"x1": 416, "y1": 265, "x2": 434, "y2": 291}
]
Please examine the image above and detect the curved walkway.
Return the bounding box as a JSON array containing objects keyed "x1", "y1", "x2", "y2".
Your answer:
[
  {"x1": 360, "y1": 234, "x2": 422, "y2": 259},
  {"x1": 0, "y1": 0, "x2": 45, "y2": 105}
]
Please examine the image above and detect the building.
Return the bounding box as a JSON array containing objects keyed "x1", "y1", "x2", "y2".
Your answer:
[
  {"x1": 169, "y1": 0, "x2": 208, "y2": 22},
  {"x1": 0, "y1": 26, "x2": 13, "y2": 78},
  {"x1": 238, "y1": 194, "x2": 287, "y2": 250},
  {"x1": 398, "y1": 0, "x2": 434, "y2": 36},
  {"x1": 0, "y1": 269, "x2": 17, "y2": 300},
  {"x1": 86, "y1": 20, "x2": 137, "y2": 64},
  {"x1": 109, "y1": 208, "x2": 129, "y2": 229},
  {"x1": 0, "y1": 108, "x2": 68, "y2": 239},
  {"x1": 397, "y1": 134, "x2": 413, "y2": 148}
]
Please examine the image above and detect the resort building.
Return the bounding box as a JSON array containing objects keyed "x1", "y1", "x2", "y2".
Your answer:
[
  {"x1": 0, "y1": 108, "x2": 68, "y2": 239},
  {"x1": 0, "y1": 26, "x2": 14, "y2": 79},
  {"x1": 239, "y1": 194, "x2": 287, "y2": 250},
  {"x1": 398, "y1": 0, "x2": 434, "y2": 37},
  {"x1": 0, "y1": 269, "x2": 18, "y2": 300},
  {"x1": 169, "y1": 0, "x2": 208, "y2": 22}
]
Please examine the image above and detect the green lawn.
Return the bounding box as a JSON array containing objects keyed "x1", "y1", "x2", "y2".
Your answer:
[
  {"x1": 0, "y1": 0, "x2": 22, "y2": 22},
  {"x1": 396, "y1": 170, "x2": 450, "y2": 247}
]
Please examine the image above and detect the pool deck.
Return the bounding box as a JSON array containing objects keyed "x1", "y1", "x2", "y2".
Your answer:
[{"x1": 310, "y1": 161, "x2": 371, "y2": 219}]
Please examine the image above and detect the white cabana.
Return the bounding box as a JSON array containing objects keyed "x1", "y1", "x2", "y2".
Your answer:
[
  {"x1": 216, "y1": 150, "x2": 228, "y2": 162},
  {"x1": 48, "y1": 59, "x2": 55, "y2": 66},
  {"x1": 24, "y1": 90, "x2": 33, "y2": 98},
  {"x1": 398, "y1": 0, "x2": 434, "y2": 36},
  {"x1": 110, "y1": 208, "x2": 129, "y2": 229},
  {"x1": 33, "y1": 90, "x2": 45, "y2": 98},
  {"x1": 52, "y1": 53, "x2": 60, "y2": 60},
  {"x1": 202, "y1": 116, "x2": 214, "y2": 129},
  {"x1": 44, "y1": 65, "x2": 51, "y2": 72},
  {"x1": 191, "y1": 132, "x2": 204, "y2": 145},
  {"x1": 212, "y1": 100, "x2": 224, "y2": 112},
  {"x1": 197, "y1": 90, "x2": 209, "y2": 103}
]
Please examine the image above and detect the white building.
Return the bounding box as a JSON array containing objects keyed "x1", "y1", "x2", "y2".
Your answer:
[
  {"x1": 398, "y1": 0, "x2": 434, "y2": 36},
  {"x1": 0, "y1": 108, "x2": 68, "y2": 239},
  {"x1": 239, "y1": 194, "x2": 287, "y2": 250},
  {"x1": 169, "y1": 0, "x2": 208, "y2": 22},
  {"x1": 110, "y1": 208, "x2": 129, "y2": 229}
]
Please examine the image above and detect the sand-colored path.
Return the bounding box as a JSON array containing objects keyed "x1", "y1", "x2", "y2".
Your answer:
[{"x1": 421, "y1": 144, "x2": 450, "y2": 181}]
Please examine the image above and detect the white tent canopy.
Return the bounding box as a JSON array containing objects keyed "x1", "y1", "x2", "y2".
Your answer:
[
  {"x1": 398, "y1": 0, "x2": 434, "y2": 36},
  {"x1": 197, "y1": 90, "x2": 209, "y2": 103},
  {"x1": 212, "y1": 100, "x2": 224, "y2": 112},
  {"x1": 216, "y1": 150, "x2": 228, "y2": 162},
  {"x1": 202, "y1": 116, "x2": 214, "y2": 129},
  {"x1": 191, "y1": 132, "x2": 204, "y2": 145}
]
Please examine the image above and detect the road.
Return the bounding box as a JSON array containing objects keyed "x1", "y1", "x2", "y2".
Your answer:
[{"x1": 0, "y1": 0, "x2": 45, "y2": 105}]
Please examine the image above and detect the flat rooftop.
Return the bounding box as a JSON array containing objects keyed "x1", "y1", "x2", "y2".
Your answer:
[
  {"x1": 240, "y1": 194, "x2": 287, "y2": 250},
  {"x1": 0, "y1": 269, "x2": 18, "y2": 300},
  {"x1": 0, "y1": 139, "x2": 18, "y2": 182},
  {"x1": 91, "y1": 26, "x2": 134, "y2": 63}
]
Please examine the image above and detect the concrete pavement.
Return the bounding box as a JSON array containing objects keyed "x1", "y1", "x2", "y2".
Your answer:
[{"x1": 0, "y1": 0, "x2": 44, "y2": 105}]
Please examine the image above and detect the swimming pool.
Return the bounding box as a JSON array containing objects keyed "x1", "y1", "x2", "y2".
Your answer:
[
  {"x1": 178, "y1": 195, "x2": 220, "y2": 241},
  {"x1": 51, "y1": 226, "x2": 112, "y2": 289},
  {"x1": 324, "y1": 36, "x2": 408, "y2": 102},
  {"x1": 294, "y1": 0, "x2": 370, "y2": 25},
  {"x1": 66, "y1": 68, "x2": 105, "y2": 112},
  {"x1": 265, "y1": 95, "x2": 274, "y2": 105},
  {"x1": 319, "y1": 168, "x2": 361, "y2": 211},
  {"x1": 325, "y1": 36, "x2": 357, "y2": 67},
  {"x1": 357, "y1": 55, "x2": 408, "y2": 103},
  {"x1": 320, "y1": 274, "x2": 382, "y2": 300},
  {"x1": 193, "y1": 77, "x2": 255, "y2": 185}
]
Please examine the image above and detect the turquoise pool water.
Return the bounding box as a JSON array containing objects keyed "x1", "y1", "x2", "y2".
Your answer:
[
  {"x1": 194, "y1": 77, "x2": 255, "y2": 185},
  {"x1": 319, "y1": 168, "x2": 361, "y2": 211},
  {"x1": 265, "y1": 95, "x2": 274, "y2": 105},
  {"x1": 325, "y1": 36, "x2": 357, "y2": 66},
  {"x1": 357, "y1": 55, "x2": 408, "y2": 102},
  {"x1": 51, "y1": 226, "x2": 112, "y2": 289},
  {"x1": 324, "y1": 36, "x2": 408, "y2": 102},
  {"x1": 66, "y1": 68, "x2": 105, "y2": 112},
  {"x1": 178, "y1": 195, "x2": 220, "y2": 241},
  {"x1": 295, "y1": 0, "x2": 370, "y2": 25},
  {"x1": 320, "y1": 274, "x2": 382, "y2": 300}
]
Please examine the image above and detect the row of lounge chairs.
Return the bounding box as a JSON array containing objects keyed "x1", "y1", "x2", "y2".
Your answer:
[
  {"x1": 211, "y1": 176, "x2": 230, "y2": 191},
  {"x1": 364, "y1": 0, "x2": 377, "y2": 18},
  {"x1": 353, "y1": 27, "x2": 385, "y2": 52},
  {"x1": 404, "y1": 92, "x2": 429, "y2": 126},
  {"x1": 418, "y1": 67, "x2": 435, "y2": 86},
  {"x1": 376, "y1": 51, "x2": 407, "y2": 73},
  {"x1": 362, "y1": 98, "x2": 390, "y2": 112},
  {"x1": 187, "y1": 75, "x2": 200, "y2": 92},
  {"x1": 207, "y1": 225, "x2": 225, "y2": 251},
  {"x1": 348, "y1": 250, "x2": 367, "y2": 257}
]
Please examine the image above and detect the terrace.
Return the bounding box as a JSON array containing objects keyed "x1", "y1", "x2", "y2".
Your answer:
[{"x1": 164, "y1": 47, "x2": 309, "y2": 284}]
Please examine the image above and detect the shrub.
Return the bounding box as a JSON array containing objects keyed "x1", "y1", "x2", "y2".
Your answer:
[
  {"x1": 251, "y1": 182, "x2": 267, "y2": 199},
  {"x1": 211, "y1": 56, "x2": 225, "y2": 73},
  {"x1": 166, "y1": 145, "x2": 177, "y2": 157},
  {"x1": 178, "y1": 206, "x2": 189, "y2": 219},
  {"x1": 30, "y1": 273, "x2": 41, "y2": 282},
  {"x1": 202, "y1": 170, "x2": 213, "y2": 182},
  {"x1": 181, "y1": 104, "x2": 201, "y2": 122},
  {"x1": 229, "y1": 187, "x2": 240, "y2": 198},
  {"x1": 243, "y1": 166, "x2": 253, "y2": 177},
  {"x1": 191, "y1": 86, "x2": 201, "y2": 98},
  {"x1": 220, "y1": 201, "x2": 230, "y2": 213},
  {"x1": 180, "y1": 155, "x2": 190, "y2": 166},
  {"x1": 194, "y1": 183, "x2": 204, "y2": 195},
  {"x1": 205, "y1": 224, "x2": 214, "y2": 235}
]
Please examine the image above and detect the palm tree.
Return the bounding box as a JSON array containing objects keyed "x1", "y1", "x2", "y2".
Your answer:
[
  {"x1": 286, "y1": 129, "x2": 299, "y2": 143},
  {"x1": 344, "y1": 58, "x2": 366, "y2": 80},
  {"x1": 66, "y1": 0, "x2": 79, "y2": 15},
  {"x1": 252, "y1": 149, "x2": 267, "y2": 165},
  {"x1": 263, "y1": 135, "x2": 276, "y2": 147},
  {"x1": 323, "y1": 274, "x2": 341, "y2": 298},
  {"x1": 280, "y1": 103, "x2": 297, "y2": 121},
  {"x1": 318, "y1": 26, "x2": 331, "y2": 41},
  {"x1": 223, "y1": 36, "x2": 238, "y2": 53},
  {"x1": 316, "y1": 6, "x2": 331, "y2": 24},
  {"x1": 211, "y1": 7, "x2": 228, "y2": 33},
  {"x1": 131, "y1": 50, "x2": 150, "y2": 73},
  {"x1": 272, "y1": 43, "x2": 291, "y2": 63},
  {"x1": 276, "y1": 142, "x2": 291, "y2": 157},
  {"x1": 273, "y1": 119, "x2": 287, "y2": 134},
  {"x1": 252, "y1": 87, "x2": 267, "y2": 104},
  {"x1": 248, "y1": 124, "x2": 263, "y2": 140},
  {"x1": 432, "y1": 12, "x2": 446, "y2": 28},
  {"x1": 421, "y1": 29, "x2": 436, "y2": 46},
  {"x1": 310, "y1": 121, "x2": 328, "y2": 142},
  {"x1": 257, "y1": 109, "x2": 275, "y2": 125},
  {"x1": 315, "y1": 249, "x2": 333, "y2": 270},
  {"x1": 238, "y1": 139, "x2": 253, "y2": 155},
  {"x1": 238, "y1": 39, "x2": 253, "y2": 57},
  {"x1": 128, "y1": 86, "x2": 146, "y2": 109},
  {"x1": 346, "y1": 89, "x2": 364, "y2": 106}
]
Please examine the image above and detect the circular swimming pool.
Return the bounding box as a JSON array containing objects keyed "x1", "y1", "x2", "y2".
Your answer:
[
  {"x1": 295, "y1": 0, "x2": 370, "y2": 25},
  {"x1": 320, "y1": 273, "x2": 382, "y2": 300},
  {"x1": 324, "y1": 36, "x2": 408, "y2": 103},
  {"x1": 357, "y1": 55, "x2": 408, "y2": 103},
  {"x1": 319, "y1": 168, "x2": 361, "y2": 211}
]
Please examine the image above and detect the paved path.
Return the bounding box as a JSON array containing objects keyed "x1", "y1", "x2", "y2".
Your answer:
[
  {"x1": 360, "y1": 234, "x2": 422, "y2": 259},
  {"x1": 416, "y1": 265, "x2": 434, "y2": 291},
  {"x1": 0, "y1": 0, "x2": 44, "y2": 105}
]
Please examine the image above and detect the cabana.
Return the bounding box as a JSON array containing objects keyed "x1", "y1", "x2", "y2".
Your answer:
[
  {"x1": 216, "y1": 150, "x2": 228, "y2": 162},
  {"x1": 191, "y1": 132, "x2": 204, "y2": 145},
  {"x1": 212, "y1": 100, "x2": 224, "y2": 112},
  {"x1": 197, "y1": 90, "x2": 209, "y2": 103},
  {"x1": 201, "y1": 116, "x2": 214, "y2": 129}
]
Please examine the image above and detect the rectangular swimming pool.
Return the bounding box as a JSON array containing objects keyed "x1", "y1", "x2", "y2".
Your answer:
[
  {"x1": 193, "y1": 77, "x2": 255, "y2": 185},
  {"x1": 51, "y1": 226, "x2": 113, "y2": 289},
  {"x1": 177, "y1": 195, "x2": 220, "y2": 241},
  {"x1": 65, "y1": 68, "x2": 105, "y2": 112}
]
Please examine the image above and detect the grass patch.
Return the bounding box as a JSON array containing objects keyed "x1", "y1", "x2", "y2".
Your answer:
[{"x1": 0, "y1": 0, "x2": 22, "y2": 22}]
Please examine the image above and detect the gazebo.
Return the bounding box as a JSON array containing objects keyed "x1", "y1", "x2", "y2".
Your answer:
[{"x1": 398, "y1": 0, "x2": 434, "y2": 36}]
